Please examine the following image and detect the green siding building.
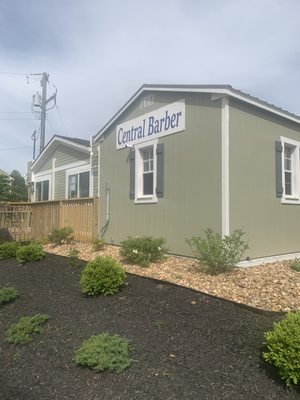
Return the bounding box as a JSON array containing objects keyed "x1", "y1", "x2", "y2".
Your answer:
[
  {"x1": 29, "y1": 135, "x2": 92, "y2": 202},
  {"x1": 92, "y1": 84, "x2": 300, "y2": 260}
]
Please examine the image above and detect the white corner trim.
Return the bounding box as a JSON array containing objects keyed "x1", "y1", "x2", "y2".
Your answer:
[
  {"x1": 221, "y1": 96, "x2": 230, "y2": 236},
  {"x1": 51, "y1": 158, "x2": 56, "y2": 200}
]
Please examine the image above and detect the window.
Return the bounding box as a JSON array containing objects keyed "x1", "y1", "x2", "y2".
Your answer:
[
  {"x1": 129, "y1": 140, "x2": 164, "y2": 203},
  {"x1": 35, "y1": 180, "x2": 49, "y2": 201},
  {"x1": 280, "y1": 137, "x2": 300, "y2": 203},
  {"x1": 68, "y1": 171, "x2": 90, "y2": 199},
  {"x1": 141, "y1": 147, "x2": 154, "y2": 195}
]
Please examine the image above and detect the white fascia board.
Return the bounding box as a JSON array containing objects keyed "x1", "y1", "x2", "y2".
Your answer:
[
  {"x1": 221, "y1": 97, "x2": 230, "y2": 237},
  {"x1": 93, "y1": 86, "x2": 300, "y2": 143},
  {"x1": 32, "y1": 137, "x2": 90, "y2": 171}
]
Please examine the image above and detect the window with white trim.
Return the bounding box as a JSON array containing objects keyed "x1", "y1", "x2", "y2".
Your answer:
[
  {"x1": 281, "y1": 137, "x2": 300, "y2": 202},
  {"x1": 35, "y1": 180, "x2": 49, "y2": 201},
  {"x1": 135, "y1": 141, "x2": 157, "y2": 203},
  {"x1": 68, "y1": 171, "x2": 90, "y2": 198}
]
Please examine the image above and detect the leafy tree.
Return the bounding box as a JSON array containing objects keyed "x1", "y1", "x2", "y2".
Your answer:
[
  {"x1": 8, "y1": 170, "x2": 28, "y2": 202},
  {"x1": 0, "y1": 175, "x2": 12, "y2": 201}
]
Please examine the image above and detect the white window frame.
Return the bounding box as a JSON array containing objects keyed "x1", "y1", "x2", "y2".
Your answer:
[
  {"x1": 65, "y1": 165, "x2": 91, "y2": 199},
  {"x1": 281, "y1": 136, "x2": 300, "y2": 204},
  {"x1": 34, "y1": 173, "x2": 52, "y2": 202},
  {"x1": 135, "y1": 139, "x2": 158, "y2": 204}
]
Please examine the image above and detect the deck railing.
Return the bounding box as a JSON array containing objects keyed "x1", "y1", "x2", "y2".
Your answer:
[{"x1": 0, "y1": 198, "x2": 99, "y2": 242}]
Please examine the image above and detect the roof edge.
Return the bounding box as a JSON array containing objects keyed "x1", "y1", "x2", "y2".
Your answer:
[
  {"x1": 31, "y1": 135, "x2": 91, "y2": 170},
  {"x1": 93, "y1": 84, "x2": 300, "y2": 143}
]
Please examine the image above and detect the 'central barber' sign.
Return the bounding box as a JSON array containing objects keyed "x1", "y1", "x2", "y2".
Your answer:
[{"x1": 116, "y1": 99, "x2": 185, "y2": 149}]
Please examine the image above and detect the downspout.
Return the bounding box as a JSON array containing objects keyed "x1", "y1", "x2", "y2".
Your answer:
[
  {"x1": 100, "y1": 185, "x2": 110, "y2": 238},
  {"x1": 97, "y1": 138, "x2": 110, "y2": 238}
]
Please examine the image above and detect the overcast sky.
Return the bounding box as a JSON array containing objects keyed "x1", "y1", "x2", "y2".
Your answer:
[{"x1": 0, "y1": 0, "x2": 299, "y2": 175}]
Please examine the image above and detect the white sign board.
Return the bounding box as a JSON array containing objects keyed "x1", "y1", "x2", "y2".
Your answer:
[{"x1": 116, "y1": 99, "x2": 185, "y2": 149}]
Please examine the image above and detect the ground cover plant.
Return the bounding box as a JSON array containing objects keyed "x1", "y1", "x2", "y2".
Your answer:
[
  {"x1": 0, "y1": 287, "x2": 19, "y2": 306},
  {"x1": 187, "y1": 228, "x2": 249, "y2": 275},
  {"x1": 74, "y1": 333, "x2": 132, "y2": 373},
  {"x1": 16, "y1": 241, "x2": 45, "y2": 264},
  {"x1": 120, "y1": 236, "x2": 167, "y2": 267},
  {"x1": 80, "y1": 256, "x2": 125, "y2": 296},
  {"x1": 263, "y1": 311, "x2": 300, "y2": 386},
  {"x1": 0, "y1": 241, "x2": 20, "y2": 260},
  {"x1": 0, "y1": 253, "x2": 299, "y2": 400},
  {"x1": 5, "y1": 313, "x2": 49, "y2": 345}
]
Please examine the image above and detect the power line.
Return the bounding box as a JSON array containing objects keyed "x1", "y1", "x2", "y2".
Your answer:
[
  {"x1": 0, "y1": 118, "x2": 37, "y2": 120},
  {"x1": 0, "y1": 146, "x2": 32, "y2": 150},
  {"x1": 48, "y1": 80, "x2": 69, "y2": 136},
  {"x1": 0, "y1": 72, "x2": 29, "y2": 75},
  {"x1": 0, "y1": 111, "x2": 32, "y2": 114}
]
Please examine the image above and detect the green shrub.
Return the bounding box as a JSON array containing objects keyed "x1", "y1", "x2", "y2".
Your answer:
[
  {"x1": 186, "y1": 228, "x2": 249, "y2": 275},
  {"x1": 0, "y1": 287, "x2": 19, "y2": 306},
  {"x1": 16, "y1": 241, "x2": 45, "y2": 264},
  {"x1": 91, "y1": 239, "x2": 105, "y2": 252},
  {"x1": 80, "y1": 256, "x2": 125, "y2": 296},
  {"x1": 48, "y1": 226, "x2": 74, "y2": 246},
  {"x1": 74, "y1": 333, "x2": 132, "y2": 373},
  {"x1": 120, "y1": 236, "x2": 167, "y2": 267},
  {"x1": 0, "y1": 241, "x2": 20, "y2": 260},
  {"x1": 5, "y1": 313, "x2": 49, "y2": 345},
  {"x1": 289, "y1": 259, "x2": 300, "y2": 272},
  {"x1": 263, "y1": 311, "x2": 300, "y2": 385},
  {"x1": 68, "y1": 247, "x2": 80, "y2": 268}
]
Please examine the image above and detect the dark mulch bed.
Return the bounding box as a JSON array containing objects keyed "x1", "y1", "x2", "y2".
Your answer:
[{"x1": 0, "y1": 254, "x2": 299, "y2": 400}]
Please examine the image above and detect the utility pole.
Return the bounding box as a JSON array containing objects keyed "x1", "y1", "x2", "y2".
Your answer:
[
  {"x1": 31, "y1": 72, "x2": 57, "y2": 157},
  {"x1": 40, "y1": 72, "x2": 48, "y2": 154}
]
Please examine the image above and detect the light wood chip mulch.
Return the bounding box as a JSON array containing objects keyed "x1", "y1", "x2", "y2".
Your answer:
[{"x1": 43, "y1": 243, "x2": 300, "y2": 312}]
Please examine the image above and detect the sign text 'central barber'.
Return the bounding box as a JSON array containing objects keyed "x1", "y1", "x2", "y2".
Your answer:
[{"x1": 116, "y1": 99, "x2": 185, "y2": 149}]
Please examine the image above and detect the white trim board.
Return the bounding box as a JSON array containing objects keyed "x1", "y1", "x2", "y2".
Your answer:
[{"x1": 221, "y1": 96, "x2": 230, "y2": 236}]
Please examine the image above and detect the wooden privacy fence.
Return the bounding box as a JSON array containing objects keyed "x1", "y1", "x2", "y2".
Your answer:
[{"x1": 0, "y1": 198, "x2": 99, "y2": 242}]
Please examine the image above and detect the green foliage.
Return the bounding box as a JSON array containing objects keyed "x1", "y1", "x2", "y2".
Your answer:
[
  {"x1": 263, "y1": 311, "x2": 300, "y2": 386},
  {"x1": 74, "y1": 333, "x2": 132, "y2": 373},
  {"x1": 0, "y1": 287, "x2": 19, "y2": 306},
  {"x1": 80, "y1": 256, "x2": 125, "y2": 296},
  {"x1": 91, "y1": 239, "x2": 106, "y2": 252},
  {"x1": 186, "y1": 228, "x2": 249, "y2": 275},
  {"x1": 0, "y1": 241, "x2": 20, "y2": 260},
  {"x1": 5, "y1": 314, "x2": 49, "y2": 345},
  {"x1": 16, "y1": 241, "x2": 45, "y2": 264},
  {"x1": 0, "y1": 174, "x2": 12, "y2": 201},
  {"x1": 7, "y1": 170, "x2": 28, "y2": 202},
  {"x1": 289, "y1": 259, "x2": 300, "y2": 272},
  {"x1": 68, "y1": 247, "x2": 80, "y2": 267},
  {"x1": 120, "y1": 236, "x2": 167, "y2": 267},
  {"x1": 48, "y1": 226, "x2": 74, "y2": 246}
]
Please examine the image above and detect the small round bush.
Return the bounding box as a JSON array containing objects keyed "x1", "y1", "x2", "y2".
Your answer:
[
  {"x1": 0, "y1": 287, "x2": 19, "y2": 306},
  {"x1": 120, "y1": 236, "x2": 167, "y2": 267},
  {"x1": 48, "y1": 226, "x2": 74, "y2": 246},
  {"x1": 16, "y1": 242, "x2": 45, "y2": 264},
  {"x1": 263, "y1": 311, "x2": 300, "y2": 385},
  {"x1": 80, "y1": 256, "x2": 125, "y2": 296},
  {"x1": 74, "y1": 333, "x2": 132, "y2": 373},
  {"x1": 289, "y1": 259, "x2": 300, "y2": 272}
]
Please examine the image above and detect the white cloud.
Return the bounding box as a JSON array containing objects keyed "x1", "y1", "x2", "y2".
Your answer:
[{"x1": 0, "y1": 0, "x2": 299, "y2": 174}]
